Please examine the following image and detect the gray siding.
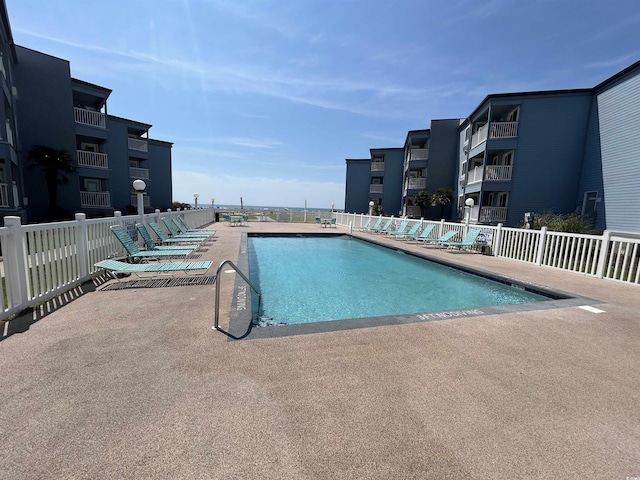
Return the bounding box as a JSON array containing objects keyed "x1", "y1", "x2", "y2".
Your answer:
[
  {"x1": 148, "y1": 139, "x2": 173, "y2": 210},
  {"x1": 596, "y1": 70, "x2": 640, "y2": 232},
  {"x1": 344, "y1": 159, "x2": 370, "y2": 213},
  {"x1": 424, "y1": 119, "x2": 460, "y2": 220}
]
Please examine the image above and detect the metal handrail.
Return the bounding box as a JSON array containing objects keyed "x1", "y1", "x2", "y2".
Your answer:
[{"x1": 213, "y1": 259, "x2": 261, "y2": 332}]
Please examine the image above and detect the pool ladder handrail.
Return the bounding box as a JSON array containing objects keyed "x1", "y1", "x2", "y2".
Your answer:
[{"x1": 213, "y1": 259, "x2": 261, "y2": 333}]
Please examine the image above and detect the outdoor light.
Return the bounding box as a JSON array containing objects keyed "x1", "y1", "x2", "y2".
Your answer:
[
  {"x1": 464, "y1": 198, "x2": 475, "y2": 227},
  {"x1": 465, "y1": 198, "x2": 475, "y2": 207},
  {"x1": 368, "y1": 200, "x2": 375, "y2": 216},
  {"x1": 211, "y1": 197, "x2": 215, "y2": 208},
  {"x1": 194, "y1": 192, "x2": 199, "y2": 209},
  {"x1": 132, "y1": 179, "x2": 146, "y2": 222}
]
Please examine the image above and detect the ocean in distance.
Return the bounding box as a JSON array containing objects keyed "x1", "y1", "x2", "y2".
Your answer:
[{"x1": 191, "y1": 203, "x2": 335, "y2": 213}]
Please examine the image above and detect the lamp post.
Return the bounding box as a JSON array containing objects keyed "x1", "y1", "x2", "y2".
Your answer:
[
  {"x1": 368, "y1": 200, "x2": 374, "y2": 216},
  {"x1": 193, "y1": 192, "x2": 199, "y2": 209},
  {"x1": 211, "y1": 197, "x2": 215, "y2": 208},
  {"x1": 132, "y1": 179, "x2": 146, "y2": 224},
  {"x1": 464, "y1": 197, "x2": 475, "y2": 228}
]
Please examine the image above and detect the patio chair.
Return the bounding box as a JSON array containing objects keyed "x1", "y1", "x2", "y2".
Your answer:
[
  {"x1": 148, "y1": 222, "x2": 206, "y2": 244},
  {"x1": 390, "y1": 222, "x2": 420, "y2": 239},
  {"x1": 161, "y1": 218, "x2": 214, "y2": 240},
  {"x1": 417, "y1": 229, "x2": 458, "y2": 246},
  {"x1": 315, "y1": 217, "x2": 323, "y2": 226},
  {"x1": 136, "y1": 224, "x2": 200, "y2": 252},
  {"x1": 111, "y1": 226, "x2": 195, "y2": 261},
  {"x1": 441, "y1": 228, "x2": 482, "y2": 251},
  {"x1": 95, "y1": 259, "x2": 212, "y2": 279},
  {"x1": 385, "y1": 220, "x2": 408, "y2": 235},
  {"x1": 405, "y1": 224, "x2": 436, "y2": 243},
  {"x1": 170, "y1": 218, "x2": 216, "y2": 238},
  {"x1": 362, "y1": 218, "x2": 382, "y2": 232},
  {"x1": 371, "y1": 218, "x2": 393, "y2": 234},
  {"x1": 328, "y1": 218, "x2": 337, "y2": 228},
  {"x1": 357, "y1": 218, "x2": 372, "y2": 231}
]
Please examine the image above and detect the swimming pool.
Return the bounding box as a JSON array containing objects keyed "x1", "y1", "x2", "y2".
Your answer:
[{"x1": 248, "y1": 234, "x2": 554, "y2": 327}]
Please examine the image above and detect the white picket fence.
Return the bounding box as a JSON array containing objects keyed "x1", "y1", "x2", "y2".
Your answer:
[
  {"x1": 0, "y1": 208, "x2": 215, "y2": 320},
  {"x1": 336, "y1": 213, "x2": 640, "y2": 286}
]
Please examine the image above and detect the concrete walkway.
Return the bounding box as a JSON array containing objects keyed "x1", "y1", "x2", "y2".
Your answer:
[{"x1": 1, "y1": 221, "x2": 639, "y2": 479}]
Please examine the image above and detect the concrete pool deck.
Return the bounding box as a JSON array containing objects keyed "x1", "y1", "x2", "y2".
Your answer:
[{"x1": 1, "y1": 221, "x2": 639, "y2": 479}]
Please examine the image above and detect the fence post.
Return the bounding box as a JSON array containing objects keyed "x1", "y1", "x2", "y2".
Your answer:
[
  {"x1": 439, "y1": 219, "x2": 445, "y2": 237},
  {"x1": 75, "y1": 213, "x2": 90, "y2": 279},
  {"x1": 493, "y1": 223, "x2": 503, "y2": 257},
  {"x1": 3, "y1": 216, "x2": 30, "y2": 308},
  {"x1": 595, "y1": 230, "x2": 611, "y2": 279},
  {"x1": 535, "y1": 227, "x2": 547, "y2": 266}
]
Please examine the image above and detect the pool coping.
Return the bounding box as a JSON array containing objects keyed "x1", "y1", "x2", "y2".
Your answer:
[{"x1": 226, "y1": 232, "x2": 601, "y2": 340}]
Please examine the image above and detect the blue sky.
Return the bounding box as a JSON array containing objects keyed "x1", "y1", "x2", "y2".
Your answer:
[{"x1": 6, "y1": 0, "x2": 640, "y2": 209}]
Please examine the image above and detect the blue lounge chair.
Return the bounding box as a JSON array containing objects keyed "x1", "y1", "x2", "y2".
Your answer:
[
  {"x1": 170, "y1": 218, "x2": 216, "y2": 238},
  {"x1": 177, "y1": 216, "x2": 215, "y2": 234},
  {"x1": 372, "y1": 218, "x2": 393, "y2": 234},
  {"x1": 363, "y1": 218, "x2": 382, "y2": 232},
  {"x1": 358, "y1": 218, "x2": 372, "y2": 231},
  {"x1": 162, "y1": 218, "x2": 214, "y2": 239},
  {"x1": 441, "y1": 228, "x2": 482, "y2": 250},
  {"x1": 95, "y1": 259, "x2": 212, "y2": 279},
  {"x1": 136, "y1": 224, "x2": 200, "y2": 252},
  {"x1": 405, "y1": 224, "x2": 436, "y2": 243},
  {"x1": 390, "y1": 222, "x2": 420, "y2": 239},
  {"x1": 417, "y1": 230, "x2": 458, "y2": 246},
  {"x1": 385, "y1": 220, "x2": 408, "y2": 236},
  {"x1": 148, "y1": 222, "x2": 207, "y2": 244},
  {"x1": 111, "y1": 226, "x2": 195, "y2": 260}
]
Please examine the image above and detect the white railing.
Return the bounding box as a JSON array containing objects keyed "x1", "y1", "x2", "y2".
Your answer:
[
  {"x1": 479, "y1": 206, "x2": 507, "y2": 223},
  {"x1": 369, "y1": 184, "x2": 384, "y2": 194},
  {"x1": 0, "y1": 209, "x2": 216, "y2": 321},
  {"x1": 336, "y1": 212, "x2": 640, "y2": 286},
  {"x1": 5, "y1": 121, "x2": 13, "y2": 146},
  {"x1": 484, "y1": 165, "x2": 512, "y2": 181},
  {"x1": 371, "y1": 162, "x2": 385, "y2": 172},
  {"x1": 490, "y1": 121, "x2": 518, "y2": 139},
  {"x1": 470, "y1": 124, "x2": 488, "y2": 149},
  {"x1": 410, "y1": 149, "x2": 429, "y2": 160},
  {"x1": 80, "y1": 191, "x2": 111, "y2": 208},
  {"x1": 407, "y1": 178, "x2": 426, "y2": 189},
  {"x1": 467, "y1": 166, "x2": 484, "y2": 184},
  {"x1": 74, "y1": 107, "x2": 106, "y2": 129},
  {"x1": 0, "y1": 183, "x2": 9, "y2": 207},
  {"x1": 130, "y1": 194, "x2": 151, "y2": 206},
  {"x1": 128, "y1": 138, "x2": 148, "y2": 152},
  {"x1": 129, "y1": 167, "x2": 149, "y2": 179},
  {"x1": 77, "y1": 150, "x2": 109, "y2": 169}
]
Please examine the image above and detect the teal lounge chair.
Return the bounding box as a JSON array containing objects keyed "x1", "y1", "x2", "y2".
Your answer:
[
  {"x1": 405, "y1": 224, "x2": 436, "y2": 243},
  {"x1": 162, "y1": 218, "x2": 214, "y2": 239},
  {"x1": 148, "y1": 222, "x2": 206, "y2": 244},
  {"x1": 441, "y1": 228, "x2": 482, "y2": 250},
  {"x1": 136, "y1": 224, "x2": 200, "y2": 252},
  {"x1": 111, "y1": 226, "x2": 195, "y2": 260},
  {"x1": 363, "y1": 218, "x2": 382, "y2": 232},
  {"x1": 372, "y1": 218, "x2": 393, "y2": 234},
  {"x1": 358, "y1": 218, "x2": 372, "y2": 231},
  {"x1": 96, "y1": 259, "x2": 212, "y2": 279},
  {"x1": 417, "y1": 229, "x2": 458, "y2": 246},
  {"x1": 385, "y1": 220, "x2": 408, "y2": 235},
  {"x1": 315, "y1": 217, "x2": 323, "y2": 225},
  {"x1": 390, "y1": 222, "x2": 420, "y2": 239},
  {"x1": 170, "y1": 218, "x2": 215, "y2": 238},
  {"x1": 328, "y1": 218, "x2": 336, "y2": 228},
  {"x1": 177, "y1": 216, "x2": 215, "y2": 234}
]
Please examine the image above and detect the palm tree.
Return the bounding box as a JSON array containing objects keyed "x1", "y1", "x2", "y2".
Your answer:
[
  {"x1": 412, "y1": 190, "x2": 432, "y2": 218},
  {"x1": 430, "y1": 187, "x2": 454, "y2": 219},
  {"x1": 28, "y1": 145, "x2": 75, "y2": 220}
]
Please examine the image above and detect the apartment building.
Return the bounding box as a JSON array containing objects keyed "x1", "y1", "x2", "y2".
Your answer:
[{"x1": 12, "y1": 46, "x2": 172, "y2": 222}]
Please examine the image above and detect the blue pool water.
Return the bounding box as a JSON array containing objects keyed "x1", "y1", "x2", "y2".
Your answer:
[{"x1": 248, "y1": 235, "x2": 550, "y2": 326}]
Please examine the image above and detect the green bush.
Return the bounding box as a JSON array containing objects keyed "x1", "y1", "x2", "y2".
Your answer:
[{"x1": 532, "y1": 211, "x2": 595, "y2": 234}]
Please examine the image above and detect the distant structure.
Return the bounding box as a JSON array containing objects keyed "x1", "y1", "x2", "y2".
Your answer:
[
  {"x1": 0, "y1": 1, "x2": 172, "y2": 224},
  {"x1": 344, "y1": 60, "x2": 640, "y2": 233}
]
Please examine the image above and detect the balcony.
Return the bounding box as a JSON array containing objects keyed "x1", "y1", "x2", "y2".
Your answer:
[
  {"x1": 467, "y1": 166, "x2": 484, "y2": 184},
  {"x1": 466, "y1": 165, "x2": 513, "y2": 185},
  {"x1": 130, "y1": 194, "x2": 151, "y2": 207},
  {"x1": 490, "y1": 121, "x2": 518, "y2": 139},
  {"x1": 371, "y1": 162, "x2": 384, "y2": 172},
  {"x1": 409, "y1": 149, "x2": 429, "y2": 161},
  {"x1": 0, "y1": 182, "x2": 9, "y2": 207},
  {"x1": 80, "y1": 191, "x2": 111, "y2": 208},
  {"x1": 128, "y1": 138, "x2": 148, "y2": 152},
  {"x1": 470, "y1": 124, "x2": 488, "y2": 149},
  {"x1": 369, "y1": 184, "x2": 384, "y2": 194},
  {"x1": 74, "y1": 107, "x2": 106, "y2": 129},
  {"x1": 5, "y1": 122, "x2": 14, "y2": 146},
  {"x1": 479, "y1": 206, "x2": 507, "y2": 223},
  {"x1": 77, "y1": 150, "x2": 109, "y2": 169},
  {"x1": 129, "y1": 167, "x2": 149, "y2": 179},
  {"x1": 407, "y1": 178, "x2": 426, "y2": 190}
]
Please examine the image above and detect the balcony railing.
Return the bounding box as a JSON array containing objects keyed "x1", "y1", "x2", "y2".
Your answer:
[
  {"x1": 5, "y1": 121, "x2": 13, "y2": 146},
  {"x1": 371, "y1": 162, "x2": 384, "y2": 172},
  {"x1": 409, "y1": 149, "x2": 429, "y2": 161},
  {"x1": 369, "y1": 184, "x2": 384, "y2": 194},
  {"x1": 470, "y1": 124, "x2": 488, "y2": 149},
  {"x1": 484, "y1": 165, "x2": 512, "y2": 181},
  {"x1": 0, "y1": 182, "x2": 9, "y2": 207},
  {"x1": 131, "y1": 194, "x2": 151, "y2": 207},
  {"x1": 490, "y1": 121, "x2": 518, "y2": 139},
  {"x1": 479, "y1": 206, "x2": 508, "y2": 223},
  {"x1": 77, "y1": 150, "x2": 109, "y2": 169},
  {"x1": 129, "y1": 167, "x2": 149, "y2": 179},
  {"x1": 407, "y1": 178, "x2": 426, "y2": 189},
  {"x1": 80, "y1": 191, "x2": 111, "y2": 208},
  {"x1": 467, "y1": 166, "x2": 484, "y2": 184},
  {"x1": 128, "y1": 138, "x2": 148, "y2": 152},
  {"x1": 74, "y1": 107, "x2": 106, "y2": 129}
]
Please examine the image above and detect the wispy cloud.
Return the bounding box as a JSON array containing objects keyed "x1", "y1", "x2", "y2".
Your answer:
[
  {"x1": 169, "y1": 136, "x2": 283, "y2": 148},
  {"x1": 584, "y1": 53, "x2": 640, "y2": 69}
]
